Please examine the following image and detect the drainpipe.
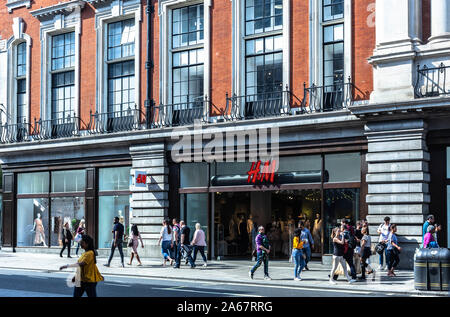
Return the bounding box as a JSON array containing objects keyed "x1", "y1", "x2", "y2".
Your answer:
[{"x1": 145, "y1": 0, "x2": 155, "y2": 125}]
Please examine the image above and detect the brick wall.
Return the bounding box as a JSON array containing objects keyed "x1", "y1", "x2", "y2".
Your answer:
[{"x1": 0, "y1": 0, "x2": 386, "y2": 121}]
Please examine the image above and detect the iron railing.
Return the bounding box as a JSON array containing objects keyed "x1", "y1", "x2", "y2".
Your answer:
[
  {"x1": 415, "y1": 63, "x2": 450, "y2": 98},
  {"x1": 88, "y1": 106, "x2": 145, "y2": 134},
  {"x1": 148, "y1": 96, "x2": 211, "y2": 128},
  {"x1": 224, "y1": 87, "x2": 304, "y2": 121},
  {"x1": 303, "y1": 79, "x2": 354, "y2": 112},
  {"x1": 0, "y1": 121, "x2": 32, "y2": 144},
  {"x1": 31, "y1": 115, "x2": 83, "y2": 140}
]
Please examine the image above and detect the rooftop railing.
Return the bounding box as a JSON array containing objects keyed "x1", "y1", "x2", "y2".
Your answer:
[
  {"x1": 415, "y1": 63, "x2": 450, "y2": 98},
  {"x1": 87, "y1": 105, "x2": 145, "y2": 134}
]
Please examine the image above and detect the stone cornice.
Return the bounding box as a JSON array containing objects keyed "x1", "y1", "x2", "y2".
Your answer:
[
  {"x1": 30, "y1": 0, "x2": 85, "y2": 20},
  {"x1": 349, "y1": 96, "x2": 450, "y2": 119}
]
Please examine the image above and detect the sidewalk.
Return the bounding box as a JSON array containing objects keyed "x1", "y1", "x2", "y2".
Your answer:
[{"x1": 0, "y1": 251, "x2": 448, "y2": 297}]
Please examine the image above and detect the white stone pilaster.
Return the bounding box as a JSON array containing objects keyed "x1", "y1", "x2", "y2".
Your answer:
[
  {"x1": 365, "y1": 119, "x2": 429, "y2": 269},
  {"x1": 129, "y1": 143, "x2": 169, "y2": 258},
  {"x1": 369, "y1": 0, "x2": 422, "y2": 104},
  {"x1": 429, "y1": 0, "x2": 450, "y2": 42}
]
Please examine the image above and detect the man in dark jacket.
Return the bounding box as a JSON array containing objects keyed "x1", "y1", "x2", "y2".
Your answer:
[
  {"x1": 60, "y1": 222, "x2": 73, "y2": 258},
  {"x1": 104, "y1": 216, "x2": 125, "y2": 267}
]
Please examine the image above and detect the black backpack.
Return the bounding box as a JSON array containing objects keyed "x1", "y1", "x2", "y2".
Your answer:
[{"x1": 347, "y1": 231, "x2": 357, "y2": 249}]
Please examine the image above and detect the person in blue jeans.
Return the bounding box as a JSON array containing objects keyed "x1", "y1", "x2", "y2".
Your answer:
[
  {"x1": 386, "y1": 224, "x2": 401, "y2": 277},
  {"x1": 299, "y1": 221, "x2": 314, "y2": 270},
  {"x1": 249, "y1": 226, "x2": 271, "y2": 280},
  {"x1": 376, "y1": 216, "x2": 391, "y2": 270},
  {"x1": 292, "y1": 228, "x2": 306, "y2": 281}
]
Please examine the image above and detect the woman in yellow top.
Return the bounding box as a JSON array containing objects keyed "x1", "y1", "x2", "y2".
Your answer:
[
  {"x1": 60, "y1": 234, "x2": 104, "y2": 297},
  {"x1": 292, "y1": 228, "x2": 306, "y2": 281}
]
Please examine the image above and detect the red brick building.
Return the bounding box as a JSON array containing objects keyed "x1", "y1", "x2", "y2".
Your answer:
[{"x1": 0, "y1": 0, "x2": 449, "y2": 269}]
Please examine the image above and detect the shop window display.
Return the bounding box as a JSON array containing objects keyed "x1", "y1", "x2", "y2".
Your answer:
[
  {"x1": 50, "y1": 197, "x2": 85, "y2": 247},
  {"x1": 323, "y1": 188, "x2": 360, "y2": 254},
  {"x1": 98, "y1": 196, "x2": 130, "y2": 249},
  {"x1": 17, "y1": 198, "x2": 49, "y2": 247},
  {"x1": 213, "y1": 190, "x2": 321, "y2": 259}
]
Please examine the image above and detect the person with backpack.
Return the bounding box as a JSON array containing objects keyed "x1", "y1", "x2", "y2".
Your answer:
[
  {"x1": 342, "y1": 223, "x2": 357, "y2": 280},
  {"x1": 376, "y1": 216, "x2": 391, "y2": 270},
  {"x1": 249, "y1": 226, "x2": 272, "y2": 280},
  {"x1": 299, "y1": 221, "x2": 314, "y2": 271}
]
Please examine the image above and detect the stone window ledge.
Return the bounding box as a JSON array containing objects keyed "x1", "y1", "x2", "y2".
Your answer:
[{"x1": 6, "y1": 0, "x2": 31, "y2": 13}]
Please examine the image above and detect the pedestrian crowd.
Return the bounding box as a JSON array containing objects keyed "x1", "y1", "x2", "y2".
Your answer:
[{"x1": 57, "y1": 213, "x2": 443, "y2": 297}]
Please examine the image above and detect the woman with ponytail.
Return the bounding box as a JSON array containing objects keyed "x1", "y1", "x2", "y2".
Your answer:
[{"x1": 60, "y1": 234, "x2": 104, "y2": 297}]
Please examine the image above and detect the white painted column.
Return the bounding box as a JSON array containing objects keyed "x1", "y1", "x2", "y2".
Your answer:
[
  {"x1": 429, "y1": 0, "x2": 450, "y2": 42},
  {"x1": 369, "y1": 0, "x2": 422, "y2": 103}
]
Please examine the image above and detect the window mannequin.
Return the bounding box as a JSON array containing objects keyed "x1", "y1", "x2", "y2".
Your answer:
[
  {"x1": 33, "y1": 213, "x2": 47, "y2": 247},
  {"x1": 312, "y1": 213, "x2": 323, "y2": 253}
]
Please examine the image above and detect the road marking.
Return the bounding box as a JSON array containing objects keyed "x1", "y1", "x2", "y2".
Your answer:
[
  {"x1": 104, "y1": 283, "x2": 132, "y2": 287},
  {"x1": 151, "y1": 286, "x2": 262, "y2": 297}
]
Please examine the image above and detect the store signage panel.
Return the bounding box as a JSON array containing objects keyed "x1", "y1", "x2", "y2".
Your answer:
[
  {"x1": 247, "y1": 160, "x2": 277, "y2": 184},
  {"x1": 135, "y1": 171, "x2": 147, "y2": 187}
]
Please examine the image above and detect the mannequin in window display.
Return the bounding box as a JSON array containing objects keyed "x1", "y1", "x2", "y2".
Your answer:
[
  {"x1": 33, "y1": 213, "x2": 47, "y2": 247},
  {"x1": 247, "y1": 214, "x2": 254, "y2": 242},
  {"x1": 227, "y1": 217, "x2": 237, "y2": 242},
  {"x1": 268, "y1": 216, "x2": 281, "y2": 257},
  {"x1": 238, "y1": 214, "x2": 249, "y2": 254},
  {"x1": 312, "y1": 213, "x2": 323, "y2": 253}
]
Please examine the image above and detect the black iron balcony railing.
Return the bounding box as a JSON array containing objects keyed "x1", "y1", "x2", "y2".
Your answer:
[
  {"x1": 148, "y1": 96, "x2": 211, "y2": 128},
  {"x1": 303, "y1": 79, "x2": 355, "y2": 112},
  {"x1": 87, "y1": 105, "x2": 145, "y2": 134},
  {"x1": 223, "y1": 86, "x2": 304, "y2": 121},
  {"x1": 0, "y1": 121, "x2": 32, "y2": 144},
  {"x1": 415, "y1": 63, "x2": 450, "y2": 98},
  {"x1": 32, "y1": 115, "x2": 83, "y2": 140}
]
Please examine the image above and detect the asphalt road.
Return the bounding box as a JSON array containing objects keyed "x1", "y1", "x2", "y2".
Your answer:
[{"x1": 0, "y1": 268, "x2": 400, "y2": 297}]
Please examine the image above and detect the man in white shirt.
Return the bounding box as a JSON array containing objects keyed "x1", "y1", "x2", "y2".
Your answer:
[{"x1": 376, "y1": 216, "x2": 391, "y2": 270}]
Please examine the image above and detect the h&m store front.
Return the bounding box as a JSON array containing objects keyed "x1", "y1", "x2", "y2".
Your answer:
[{"x1": 170, "y1": 152, "x2": 367, "y2": 260}]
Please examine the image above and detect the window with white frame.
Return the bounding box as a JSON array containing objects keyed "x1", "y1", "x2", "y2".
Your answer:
[
  {"x1": 51, "y1": 32, "x2": 75, "y2": 120},
  {"x1": 322, "y1": 1, "x2": 344, "y2": 87},
  {"x1": 244, "y1": 0, "x2": 283, "y2": 97},
  {"x1": 171, "y1": 4, "x2": 204, "y2": 106},
  {"x1": 107, "y1": 19, "x2": 135, "y2": 113},
  {"x1": 16, "y1": 42, "x2": 26, "y2": 124}
]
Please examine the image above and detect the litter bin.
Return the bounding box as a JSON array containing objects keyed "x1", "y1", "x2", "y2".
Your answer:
[{"x1": 414, "y1": 248, "x2": 450, "y2": 291}]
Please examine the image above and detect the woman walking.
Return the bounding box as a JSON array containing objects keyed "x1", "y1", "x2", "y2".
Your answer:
[
  {"x1": 60, "y1": 222, "x2": 73, "y2": 258},
  {"x1": 158, "y1": 219, "x2": 174, "y2": 266},
  {"x1": 191, "y1": 223, "x2": 208, "y2": 267},
  {"x1": 423, "y1": 225, "x2": 439, "y2": 248},
  {"x1": 329, "y1": 226, "x2": 355, "y2": 284},
  {"x1": 386, "y1": 224, "x2": 401, "y2": 277},
  {"x1": 292, "y1": 228, "x2": 306, "y2": 281},
  {"x1": 74, "y1": 219, "x2": 86, "y2": 257},
  {"x1": 59, "y1": 234, "x2": 104, "y2": 297},
  {"x1": 359, "y1": 227, "x2": 375, "y2": 280},
  {"x1": 128, "y1": 224, "x2": 144, "y2": 266}
]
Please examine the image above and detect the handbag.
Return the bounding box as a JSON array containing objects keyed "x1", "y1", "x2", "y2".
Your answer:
[
  {"x1": 74, "y1": 233, "x2": 82, "y2": 243},
  {"x1": 128, "y1": 239, "x2": 133, "y2": 247},
  {"x1": 375, "y1": 242, "x2": 386, "y2": 254}
]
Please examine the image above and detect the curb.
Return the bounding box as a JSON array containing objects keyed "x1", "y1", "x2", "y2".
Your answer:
[{"x1": 0, "y1": 265, "x2": 447, "y2": 297}]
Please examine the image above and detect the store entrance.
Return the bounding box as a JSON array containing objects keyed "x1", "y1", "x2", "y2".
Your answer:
[{"x1": 213, "y1": 190, "x2": 321, "y2": 259}]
